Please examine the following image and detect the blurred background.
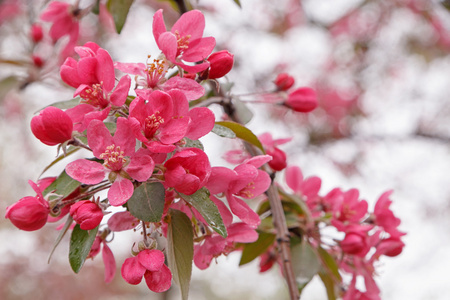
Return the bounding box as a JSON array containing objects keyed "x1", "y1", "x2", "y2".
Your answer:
[{"x1": 1, "y1": 0, "x2": 450, "y2": 299}]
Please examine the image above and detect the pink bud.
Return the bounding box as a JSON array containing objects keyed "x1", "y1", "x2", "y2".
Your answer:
[
  {"x1": 340, "y1": 232, "x2": 368, "y2": 256},
  {"x1": 5, "y1": 196, "x2": 49, "y2": 231},
  {"x1": 30, "y1": 23, "x2": 44, "y2": 43},
  {"x1": 207, "y1": 50, "x2": 234, "y2": 79},
  {"x1": 70, "y1": 200, "x2": 103, "y2": 230},
  {"x1": 31, "y1": 106, "x2": 73, "y2": 146},
  {"x1": 284, "y1": 87, "x2": 317, "y2": 113},
  {"x1": 32, "y1": 55, "x2": 44, "y2": 68},
  {"x1": 274, "y1": 73, "x2": 295, "y2": 91},
  {"x1": 266, "y1": 148, "x2": 287, "y2": 171}
]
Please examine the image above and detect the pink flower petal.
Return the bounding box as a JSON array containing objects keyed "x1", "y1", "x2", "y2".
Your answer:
[
  {"x1": 95, "y1": 48, "x2": 115, "y2": 92},
  {"x1": 125, "y1": 148, "x2": 155, "y2": 182},
  {"x1": 171, "y1": 10, "x2": 205, "y2": 41},
  {"x1": 227, "y1": 223, "x2": 259, "y2": 243},
  {"x1": 114, "y1": 62, "x2": 146, "y2": 76},
  {"x1": 113, "y1": 117, "x2": 136, "y2": 157},
  {"x1": 143, "y1": 264, "x2": 172, "y2": 293},
  {"x1": 137, "y1": 249, "x2": 165, "y2": 272},
  {"x1": 102, "y1": 243, "x2": 116, "y2": 283},
  {"x1": 87, "y1": 119, "x2": 114, "y2": 158},
  {"x1": 108, "y1": 177, "x2": 134, "y2": 206},
  {"x1": 285, "y1": 166, "x2": 304, "y2": 193},
  {"x1": 66, "y1": 159, "x2": 105, "y2": 185},
  {"x1": 162, "y1": 77, "x2": 205, "y2": 101},
  {"x1": 110, "y1": 75, "x2": 131, "y2": 107},
  {"x1": 107, "y1": 211, "x2": 139, "y2": 231},
  {"x1": 158, "y1": 32, "x2": 178, "y2": 62},
  {"x1": 182, "y1": 37, "x2": 216, "y2": 62},
  {"x1": 226, "y1": 193, "x2": 261, "y2": 228},
  {"x1": 121, "y1": 256, "x2": 145, "y2": 285},
  {"x1": 186, "y1": 107, "x2": 215, "y2": 140}
]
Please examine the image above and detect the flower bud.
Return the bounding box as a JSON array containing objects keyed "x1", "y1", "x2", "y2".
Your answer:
[
  {"x1": 284, "y1": 87, "x2": 317, "y2": 113},
  {"x1": 340, "y1": 232, "x2": 368, "y2": 256},
  {"x1": 30, "y1": 106, "x2": 73, "y2": 146},
  {"x1": 5, "y1": 196, "x2": 49, "y2": 231},
  {"x1": 30, "y1": 23, "x2": 44, "y2": 43},
  {"x1": 32, "y1": 55, "x2": 44, "y2": 68},
  {"x1": 274, "y1": 73, "x2": 295, "y2": 91},
  {"x1": 207, "y1": 50, "x2": 234, "y2": 79},
  {"x1": 266, "y1": 148, "x2": 287, "y2": 171},
  {"x1": 70, "y1": 200, "x2": 103, "y2": 230}
]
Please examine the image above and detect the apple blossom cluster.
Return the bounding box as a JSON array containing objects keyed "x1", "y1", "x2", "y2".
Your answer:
[{"x1": 4, "y1": 3, "x2": 405, "y2": 300}]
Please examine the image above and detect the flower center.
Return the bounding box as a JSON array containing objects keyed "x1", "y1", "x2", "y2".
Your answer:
[
  {"x1": 238, "y1": 182, "x2": 256, "y2": 198},
  {"x1": 144, "y1": 111, "x2": 164, "y2": 139},
  {"x1": 145, "y1": 57, "x2": 168, "y2": 88},
  {"x1": 99, "y1": 144, "x2": 126, "y2": 171},
  {"x1": 174, "y1": 30, "x2": 191, "y2": 56},
  {"x1": 80, "y1": 82, "x2": 108, "y2": 108}
]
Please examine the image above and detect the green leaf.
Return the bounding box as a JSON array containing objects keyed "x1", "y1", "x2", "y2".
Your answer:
[
  {"x1": 239, "y1": 231, "x2": 276, "y2": 266},
  {"x1": 184, "y1": 137, "x2": 204, "y2": 151},
  {"x1": 233, "y1": 0, "x2": 242, "y2": 8},
  {"x1": 317, "y1": 246, "x2": 341, "y2": 281},
  {"x1": 318, "y1": 271, "x2": 338, "y2": 300},
  {"x1": 166, "y1": 209, "x2": 194, "y2": 300},
  {"x1": 212, "y1": 123, "x2": 237, "y2": 138},
  {"x1": 106, "y1": 0, "x2": 134, "y2": 33},
  {"x1": 48, "y1": 216, "x2": 73, "y2": 263},
  {"x1": 179, "y1": 188, "x2": 227, "y2": 238},
  {"x1": 215, "y1": 121, "x2": 265, "y2": 153},
  {"x1": 291, "y1": 240, "x2": 321, "y2": 293},
  {"x1": 45, "y1": 97, "x2": 80, "y2": 110},
  {"x1": 43, "y1": 170, "x2": 81, "y2": 198},
  {"x1": 127, "y1": 182, "x2": 165, "y2": 222},
  {"x1": 69, "y1": 224, "x2": 99, "y2": 273},
  {"x1": 233, "y1": 98, "x2": 253, "y2": 124}
]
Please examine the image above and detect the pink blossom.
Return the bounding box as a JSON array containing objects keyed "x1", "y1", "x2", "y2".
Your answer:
[
  {"x1": 69, "y1": 200, "x2": 103, "y2": 230},
  {"x1": 206, "y1": 155, "x2": 272, "y2": 227},
  {"x1": 326, "y1": 188, "x2": 368, "y2": 230},
  {"x1": 5, "y1": 180, "x2": 49, "y2": 231},
  {"x1": 121, "y1": 249, "x2": 172, "y2": 293},
  {"x1": 60, "y1": 42, "x2": 131, "y2": 130},
  {"x1": 194, "y1": 222, "x2": 258, "y2": 270},
  {"x1": 206, "y1": 50, "x2": 234, "y2": 79},
  {"x1": 31, "y1": 106, "x2": 73, "y2": 146},
  {"x1": 40, "y1": 1, "x2": 80, "y2": 57},
  {"x1": 284, "y1": 87, "x2": 318, "y2": 113},
  {"x1": 129, "y1": 90, "x2": 214, "y2": 153},
  {"x1": 152, "y1": 9, "x2": 215, "y2": 73},
  {"x1": 66, "y1": 118, "x2": 155, "y2": 206},
  {"x1": 374, "y1": 191, "x2": 404, "y2": 237},
  {"x1": 164, "y1": 147, "x2": 211, "y2": 195},
  {"x1": 285, "y1": 166, "x2": 322, "y2": 211},
  {"x1": 340, "y1": 225, "x2": 372, "y2": 257},
  {"x1": 114, "y1": 58, "x2": 205, "y2": 100}
]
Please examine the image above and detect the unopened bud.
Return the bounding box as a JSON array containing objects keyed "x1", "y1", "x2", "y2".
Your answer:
[
  {"x1": 5, "y1": 196, "x2": 49, "y2": 231},
  {"x1": 207, "y1": 50, "x2": 234, "y2": 79},
  {"x1": 30, "y1": 23, "x2": 44, "y2": 43},
  {"x1": 32, "y1": 55, "x2": 44, "y2": 68},
  {"x1": 274, "y1": 73, "x2": 295, "y2": 91},
  {"x1": 70, "y1": 200, "x2": 103, "y2": 230},
  {"x1": 284, "y1": 87, "x2": 317, "y2": 113}
]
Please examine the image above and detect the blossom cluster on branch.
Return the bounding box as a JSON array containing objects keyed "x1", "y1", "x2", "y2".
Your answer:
[{"x1": 3, "y1": 1, "x2": 406, "y2": 299}]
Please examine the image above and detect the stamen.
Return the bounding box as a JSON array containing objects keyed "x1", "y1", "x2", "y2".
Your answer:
[{"x1": 99, "y1": 144, "x2": 126, "y2": 171}]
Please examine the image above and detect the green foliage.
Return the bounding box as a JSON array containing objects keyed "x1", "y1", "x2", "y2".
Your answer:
[
  {"x1": 48, "y1": 216, "x2": 73, "y2": 263},
  {"x1": 184, "y1": 137, "x2": 204, "y2": 150},
  {"x1": 166, "y1": 209, "x2": 194, "y2": 300},
  {"x1": 69, "y1": 224, "x2": 99, "y2": 273},
  {"x1": 239, "y1": 231, "x2": 276, "y2": 266},
  {"x1": 212, "y1": 123, "x2": 237, "y2": 138},
  {"x1": 179, "y1": 188, "x2": 227, "y2": 238},
  {"x1": 43, "y1": 170, "x2": 81, "y2": 198},
  {"x1": 106, "y1": 0, "x2": 135, "y2": 33},
  {"x1": 46, "y1": 97, "x2": 80, "y2": 110},
  {"x1": 127, "y1": 182, "x2": 165, "y2": 222},
  {"x1": 215, "y1": 121, "x2": 265, "y2": 153},
  {"x1": 291, "y1": 239, "x2": 321, "y2": 294}
]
